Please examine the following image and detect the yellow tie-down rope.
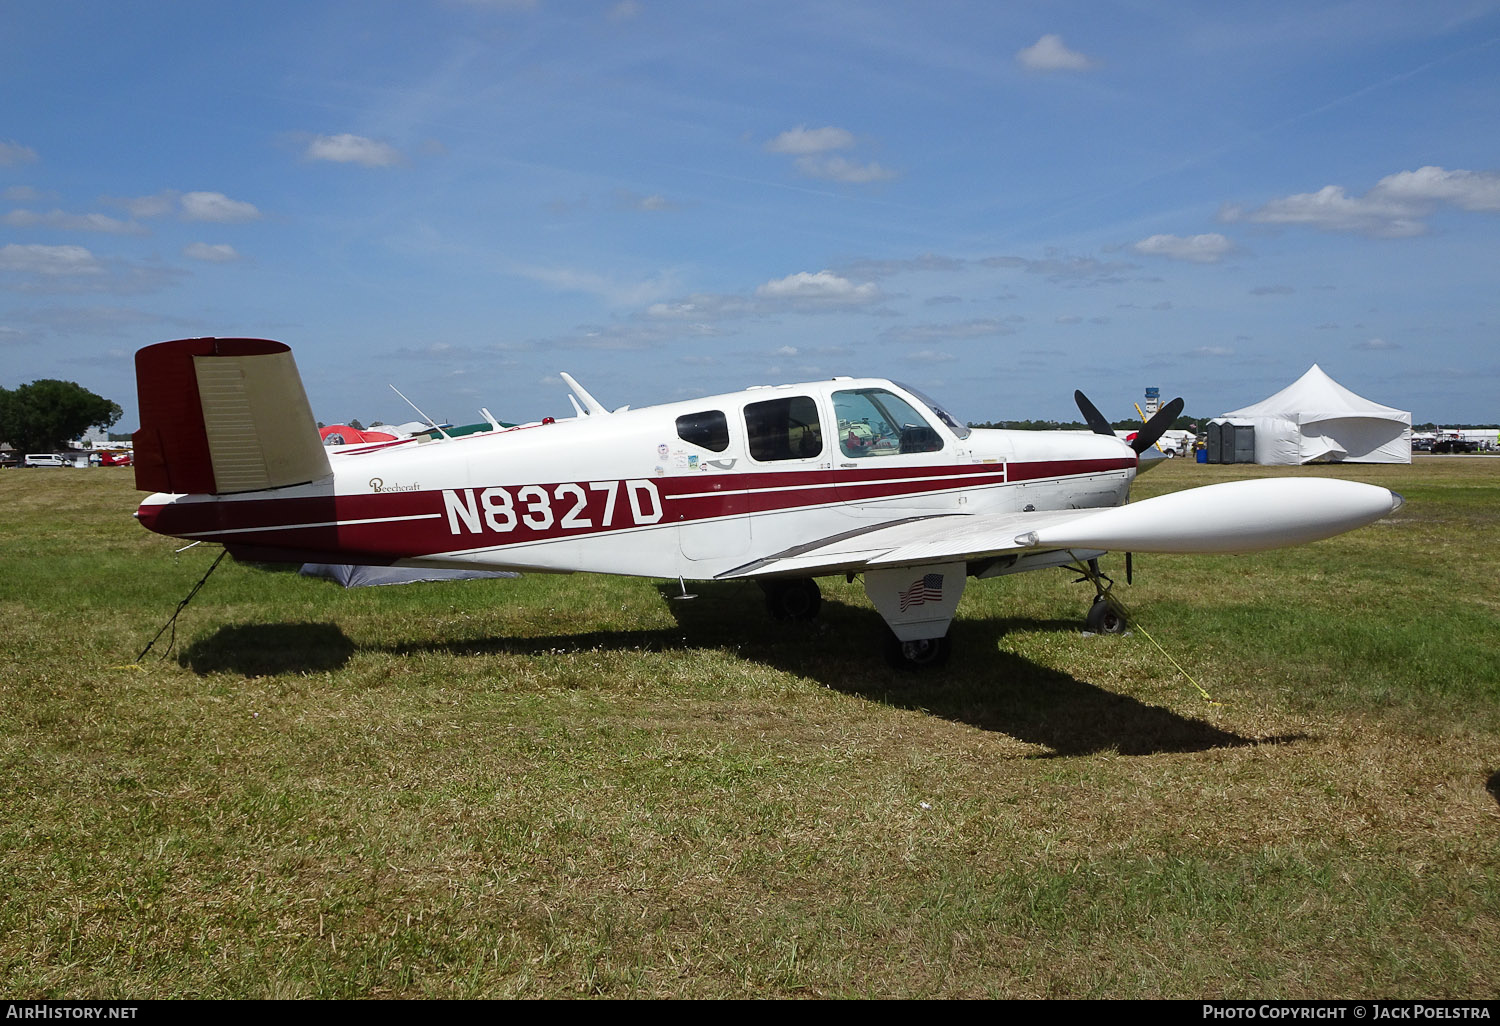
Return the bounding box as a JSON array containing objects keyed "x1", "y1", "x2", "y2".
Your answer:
[{"x1": 1076, "y1": 559, "x2": 1218, "y2": 705}]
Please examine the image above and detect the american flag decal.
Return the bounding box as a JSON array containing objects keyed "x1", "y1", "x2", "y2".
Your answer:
[{"x1": 898, "y1": 573, "x2": 944, "y2": 612}]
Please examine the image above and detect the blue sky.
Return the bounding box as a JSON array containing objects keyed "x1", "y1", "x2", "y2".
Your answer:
[{"x1": 3, "y1": 0, "x2": 1497, "y2": 429}]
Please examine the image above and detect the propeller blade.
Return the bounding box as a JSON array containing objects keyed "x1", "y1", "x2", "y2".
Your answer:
[
  {"x1": 1074, "y1": 390, "x2": 1114, "y2": 437},
  {"x1": 1131, "y1": 397, "x2": 1184, "y2": 454},
  {"x1": 1135, "y1": 449, "x2": 1172, "y2": 474}
]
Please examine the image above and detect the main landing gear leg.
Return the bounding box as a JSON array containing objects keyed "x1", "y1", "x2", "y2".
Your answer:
[
  {"x1": 761, "y1": 578, "x2": 822, "y2": 621},
  {"x1": 1078, "y1": 557, "x2": 1128, "y2": 635},
  {"x1": 863, "y1": 562, "x2": 966, "y2": 671}
]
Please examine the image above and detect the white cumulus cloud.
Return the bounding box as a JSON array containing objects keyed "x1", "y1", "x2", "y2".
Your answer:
[
  {"x1": 0, "y1": 141, "x2": 38, "y2": 165},
  {"x1": 613, "y1": 189, "x2": 674, "y2": 211},
  {"x1": 1222, "y1": 166, "x2": 1500, "y2": 238},
  {"x1": 765, "y1": 125, "x2": 855, "y2": 155},
  {"x1": 1133, "y1": 233, "x2": 1234, "y2": 263},
  {"x1": 4, "y1": 209, "x2": 148, "y2": 235},
  {"x1": 766, "y1": 125, "x2": 898, "y2": 184},
  {"x1": 0, "y1": 243, "x2": 102, "y2": 275},
  {"x1": 180, "y1": 191, "x2": 261, "y2": 223},
  {"x1": 306, "y1": 133, "x2": 404, "y2": 167},
  {"x1": 1017, "y1": 34, "x2": 1095, "y2": 72},
  {"x1": 184, "y1": 243, "x2": 241, "y2": 263},
  {"x1": 1369, "y1": 166, "x2": 1500, "y2": 212},
  {"x1": 1223, "y1": 185, "x2": 1424, "y2": 238},
  {"x1": 755, "y1": 270, "x2": 881, "y2": 307}
]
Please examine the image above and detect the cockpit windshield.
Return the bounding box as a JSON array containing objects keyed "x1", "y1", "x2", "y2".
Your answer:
[{"x1": 894, "y1": 382, "x2": 971, "y2": 440}]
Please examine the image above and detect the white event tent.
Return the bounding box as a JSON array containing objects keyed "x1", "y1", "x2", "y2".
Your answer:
[{"x1": 1214, "y1": 365, "x2": 1411, "y2": 465}]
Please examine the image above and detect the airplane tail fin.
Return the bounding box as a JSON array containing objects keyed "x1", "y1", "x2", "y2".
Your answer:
[{"x1": 133, "y1": 337, "x2": 332, "y2": 495}]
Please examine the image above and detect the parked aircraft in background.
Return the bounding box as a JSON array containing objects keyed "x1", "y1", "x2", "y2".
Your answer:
[{"x1": 131, "y1": 338, "x2": 1402, "y2": 668}]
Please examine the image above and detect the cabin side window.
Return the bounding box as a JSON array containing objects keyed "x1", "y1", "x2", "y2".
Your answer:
[
  {"x1": 675, "y1": 410, "x2": 730, "y2": 452},
  {"x1": 744, "y1": 396, "x2": 823, "y2": 462},
  {"x1": 832, "y1": 388, "x2": 944, "y2": 457}
]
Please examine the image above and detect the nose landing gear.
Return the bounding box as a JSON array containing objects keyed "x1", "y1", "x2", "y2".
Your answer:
[
  {"x1": 1077, "y1": 557, "x2": 1129, "y2": 634},
  {"x1": 1086, "y1": 595, "x2": 1128, "y2": 634}
]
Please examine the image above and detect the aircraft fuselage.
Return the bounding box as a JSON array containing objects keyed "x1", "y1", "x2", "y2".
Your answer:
[{"x1": 137, "y1": 376, "x2": 1136, "y2": 581}]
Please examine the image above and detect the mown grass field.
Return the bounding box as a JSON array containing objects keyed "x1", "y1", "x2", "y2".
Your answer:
[{"x1": 1, "y1": 459, "x2": 1496, "y2": 998}]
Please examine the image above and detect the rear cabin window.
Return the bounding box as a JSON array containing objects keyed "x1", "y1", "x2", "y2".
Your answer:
[
  {"x1": 833, "y1": 388, "x2": 944, "y2": 458},
  {"x1": 675, "y1": 410, "x2": 730, "y2": 452},
  {"x1": 744, "y1": 396, "x2": 823, "y2": 462}
]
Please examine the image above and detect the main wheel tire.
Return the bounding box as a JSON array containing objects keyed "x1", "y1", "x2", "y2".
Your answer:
[
  {"x1": 1086, "y1": 597, "x2": 1127, "y2": 634},
  {"x1": 762, "y1": 578, "x2": 822, "y2": 621},
  {"x1": 884, "y1": 632, "x2": 951, "y2": 670}
]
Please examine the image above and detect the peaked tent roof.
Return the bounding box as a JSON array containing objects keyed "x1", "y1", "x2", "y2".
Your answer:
[{"x1": 1220, "y1": 365, "x2": 1408, "y2": 424}]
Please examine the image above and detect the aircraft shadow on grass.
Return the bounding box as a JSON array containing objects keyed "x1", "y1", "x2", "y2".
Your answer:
[
  {"x1": 179, "y1": 622, "x2": 356, "y2": 676},
  {"x1": 177, "y1": 580, "x2": 1296, "y2": 758},
  {"x1": 655, "y1": 581, "x2": 1299, "y2": 758}
]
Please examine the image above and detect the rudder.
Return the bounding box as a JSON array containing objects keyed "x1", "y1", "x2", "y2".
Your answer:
[{"x1": 134, "y1": 337, "x2": 332, "y2": 494}]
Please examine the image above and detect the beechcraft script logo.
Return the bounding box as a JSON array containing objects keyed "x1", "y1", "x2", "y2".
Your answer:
[{"x1": 898, "y1": 573, "x2": 944, "y2": 612}]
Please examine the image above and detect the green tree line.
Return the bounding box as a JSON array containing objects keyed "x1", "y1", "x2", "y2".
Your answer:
[
  {"x1": 968, "y1": 413, "x2": 1206, "y2": 432},
  {"x1": 0, "y1": 380, "x2": 122, "y2": 452}
]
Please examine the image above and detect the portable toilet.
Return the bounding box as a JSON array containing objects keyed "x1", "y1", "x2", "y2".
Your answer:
[{"x1": 1232, "y1": 423, "x2": 1256, "y2": 464}]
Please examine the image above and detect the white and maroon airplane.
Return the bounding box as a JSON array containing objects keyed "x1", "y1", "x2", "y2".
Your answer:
[{"x1": 132, "y1": 338, "x2": 1402, "y2": 668}]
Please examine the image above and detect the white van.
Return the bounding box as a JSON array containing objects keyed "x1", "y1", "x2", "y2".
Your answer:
[{"x1": 23, "y1": 453, "x2": 70, "y2": 467}]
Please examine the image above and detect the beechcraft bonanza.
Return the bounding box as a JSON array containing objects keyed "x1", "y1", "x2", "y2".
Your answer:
[{"x1": 132, "y1": 338, "x2": 1403, "y2": 668}]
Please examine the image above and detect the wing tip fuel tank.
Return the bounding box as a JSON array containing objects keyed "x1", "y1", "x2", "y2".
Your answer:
[{"x1": 1023, "y1": 477, "x2": 1402, "y2": 555}]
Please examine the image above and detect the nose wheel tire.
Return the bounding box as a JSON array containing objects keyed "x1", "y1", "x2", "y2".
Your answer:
[
  {"x1": 884, "y1": 632, "x2": 951, "y2": 670},
  {"x1": 1086, "y1": 597, "x2": 1127, "y2": 634}
]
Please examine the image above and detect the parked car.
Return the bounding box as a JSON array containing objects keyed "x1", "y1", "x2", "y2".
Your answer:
[
  {"x1": 98, "y1": 450, "x2": 133, "y2": 466},
  {"x1": 1431, "y1": 438, "x2": 1478, "y2": 454},
  {"x1": 23, "y1": 453, "x2": 71, "y2": 467}
]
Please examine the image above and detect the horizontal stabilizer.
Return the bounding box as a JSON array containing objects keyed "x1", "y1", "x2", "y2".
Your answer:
[{"x1": 134, "y1": 337, "x2": 331, "y2": 495}]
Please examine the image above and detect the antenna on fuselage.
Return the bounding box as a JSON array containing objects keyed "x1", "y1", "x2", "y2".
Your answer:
[
  {"x1": 480, "y1": 407, "x2": 501, "y2": 430},
  {"x1": 559, "y1": 372, "x2": 609, "y2": 417},
  {"x1": 566, "y1": 395, "x2": 586, "y2": 419},
  {"x1": 389, "y1": 384, "x2": 451, "y2": 440}
]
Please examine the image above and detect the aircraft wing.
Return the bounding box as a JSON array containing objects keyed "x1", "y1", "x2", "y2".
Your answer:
[
  {"x1": 716, "y1": 509, "x2": 1085, "y2": 579},
  {"x1": 717, "y1": 477, "x2": 1402, "y2": 580}
]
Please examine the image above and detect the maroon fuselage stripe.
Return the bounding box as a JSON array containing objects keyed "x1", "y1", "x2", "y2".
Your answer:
[{"x1": 139, "y1": 457, "x2": 1134, "y2": 559}]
